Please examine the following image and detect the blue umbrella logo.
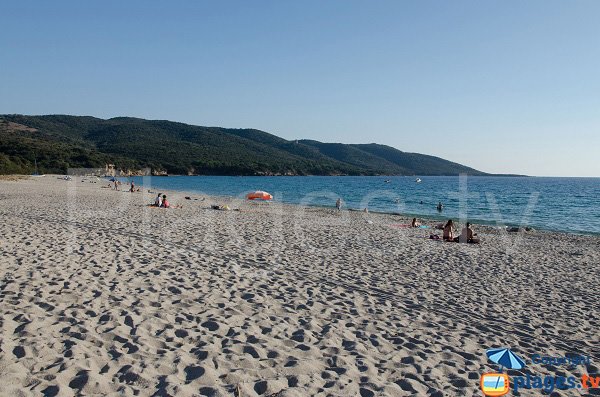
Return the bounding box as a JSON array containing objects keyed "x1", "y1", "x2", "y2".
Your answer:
[
  {"x1": 486, "y1": 348, "x2": 525, "y2": 391},
  {"x1": 486, "y1": 348, "x2": 526, "y2": 371}
]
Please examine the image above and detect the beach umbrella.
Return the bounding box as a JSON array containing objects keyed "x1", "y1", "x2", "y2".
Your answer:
[
  {"x1": 246, "y1": 191, "x2": 273, "y2": 200},
  {"x1": 486, "y1": 348, "x2": 525, "y2": 371}
]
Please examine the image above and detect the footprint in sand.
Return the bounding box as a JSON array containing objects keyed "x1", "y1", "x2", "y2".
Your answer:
[
  {"x1": 12, "y1": 346, "x2": 25, "y2": 358},
  {"x1": 184, "y1": 365, "x2": 205, "y2": 383},
  {"x1": 201, "y1": 320, "x2": 219, "y2": 331},
  {"x1": 41, "y1": 385, "x2": 59, "y2": 397},
  {"x1": 68, "y1": 370, "x2": 89, "y2": 392}
]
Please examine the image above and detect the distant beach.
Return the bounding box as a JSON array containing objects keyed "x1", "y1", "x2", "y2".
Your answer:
[{"x1": 1, "y1": 176, "x2": 598, "y2": 396}]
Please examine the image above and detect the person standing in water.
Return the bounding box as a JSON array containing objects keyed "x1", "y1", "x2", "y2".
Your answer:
[{"x1": 437, "y1": 202, "x2": 443, "y2": 211}]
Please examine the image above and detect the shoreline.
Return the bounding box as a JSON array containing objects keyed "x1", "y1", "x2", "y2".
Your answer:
[
  {"x1": 4, "y1": 174, "x2": 599, "y2": 236},
  {"x1": 109, "y1": 175, "x2": 599, "y2": 238}
]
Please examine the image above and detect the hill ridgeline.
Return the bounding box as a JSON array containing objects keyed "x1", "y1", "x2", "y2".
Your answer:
[{"x1": 0, "y1": 114, "x2": 489, "y2": 176}]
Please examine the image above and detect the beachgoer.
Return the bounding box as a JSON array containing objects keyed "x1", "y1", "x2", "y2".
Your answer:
[
  {"x1": 130, "y1": 181, "x2": 135, "y2": 193},
  {"x1": 162, "y1": 195, "x2": 170, "y2": 208},
  {"x1": 114, "y1": 180, "x2": 118, "y2": 190},
  {"x1": 336, "y1": 198, "x2": 342, "y2": 211},
  {"x1": 154, "y1": 193, "x2": 162, "y2": 207},
  {"x1": 460, "y1": 222, "x2": 480, "y2": 243},
  {"x1": 437, "y1": 202, "x2": 443, "y2": 211},
  {"x1": 411, "y1": 218, "x2": 421, "y2": 228},
  {"x1": 443, "y1": 219, "x2": 455, "y2": 241}
]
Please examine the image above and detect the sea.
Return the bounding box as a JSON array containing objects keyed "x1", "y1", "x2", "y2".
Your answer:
[{"x1": 123, "y1": 175, "x2": 600, "y2": 235}]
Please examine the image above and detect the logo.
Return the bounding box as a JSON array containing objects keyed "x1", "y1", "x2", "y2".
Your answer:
[
  {"x1": 480, "y1": 348, "x2": 523, "y2": 396},
  {"x1": 481, "y1": 373, "x2": 510, "y2": 396},
  {"x1": 481, "y1": 348, "x2": 599, "y2": 395}
]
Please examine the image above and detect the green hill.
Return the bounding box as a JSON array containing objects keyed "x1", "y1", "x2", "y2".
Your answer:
[{"x1": 0, "y1": 114, "x2": 489, "y2": 176}]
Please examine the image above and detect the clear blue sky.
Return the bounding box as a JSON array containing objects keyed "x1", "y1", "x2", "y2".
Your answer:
[{"x1": 1, "y1": 1, "x2": 599, "y2": 176}]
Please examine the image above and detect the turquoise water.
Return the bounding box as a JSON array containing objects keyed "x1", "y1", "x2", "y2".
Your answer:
[{"x1": 125, "y1": 176, "x2": 600, "y2": 235}]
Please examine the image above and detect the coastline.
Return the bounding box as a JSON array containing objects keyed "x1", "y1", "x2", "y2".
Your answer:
[
  {"x1": 1, "y1": 176, "x2": 598, "y2": 396},
  {"x1": 114, "y1": 175, "x2": 599, "y2": 237}
]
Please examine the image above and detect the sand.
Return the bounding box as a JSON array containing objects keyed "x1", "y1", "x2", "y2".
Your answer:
[{"x1": 0, "y1": 176, "x2": 598, "y2": 397}]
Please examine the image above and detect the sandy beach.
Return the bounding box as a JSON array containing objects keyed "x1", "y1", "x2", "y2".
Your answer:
[{"x1": 1, "y1": 176, "x2": 598, "y2": 397}]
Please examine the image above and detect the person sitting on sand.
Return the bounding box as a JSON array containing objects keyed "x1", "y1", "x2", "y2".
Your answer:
[
  {"x1": 443, "y1": 219, "x2": 455, "y2": 241},
  {"x1": 411, "y1": 218, "x2": 421, "y2": 228},
  {"x1": 154, "y1": 193, "x2": 162, "y2": 207},
  {"x1": 161, "y1": 195, "x2": 170, "y2": 208},
  {"x1": 459, "y1": 222, "x2": 480, "y2": 244}
]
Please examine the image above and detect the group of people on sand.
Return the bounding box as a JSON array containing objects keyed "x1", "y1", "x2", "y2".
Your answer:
[
  {"x1": 109, "y1": 180, "x2": 140, "y2": 192},
  {"x1": 152, "y1": 193, "x2": 171, "y2": 208},
  {"x1": 150, "y1": 193, "x2": 183, "y2": 209},
  {"x1": 440, "y1": 219, "x2": 479, "y2": 243},
  {"x1": 129, "y1": 181, "x2": 141, "y2": 193},
  {"x1": 411, "y1": 217, "x2": 480, "y2": 243}
]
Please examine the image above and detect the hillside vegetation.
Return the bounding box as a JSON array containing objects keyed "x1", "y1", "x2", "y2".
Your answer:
[{"x1": 0, "y1": 115, "x2": 488, "y2": 176}]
